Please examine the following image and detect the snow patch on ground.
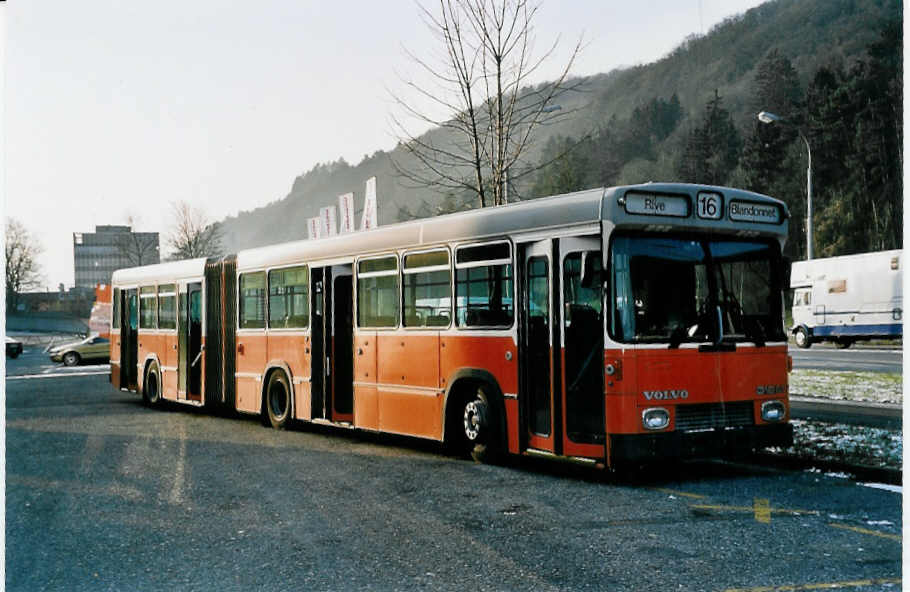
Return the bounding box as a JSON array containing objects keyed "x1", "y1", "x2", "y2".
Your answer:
[
  {"x1": 781, "y1": 420, "x2": 902, "y2": 469},
  {"x1": 860, "y1": 482, "x2": 902, "y2": 494},
  {"x1": 789, "y1": 369, "x2": 902, "y2": 404}
]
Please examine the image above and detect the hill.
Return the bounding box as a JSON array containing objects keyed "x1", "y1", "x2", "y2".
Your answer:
[{"x1": 218, "y1": 0, "x2": 900, "y2": 255}]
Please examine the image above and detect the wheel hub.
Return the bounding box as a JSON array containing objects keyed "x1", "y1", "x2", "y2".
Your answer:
[{"x1": 463, "y1": 399, "x2": 487, "y2": 442}]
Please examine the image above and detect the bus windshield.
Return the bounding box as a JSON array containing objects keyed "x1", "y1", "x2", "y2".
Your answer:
[{"x1": 609, "y1": 235, "x2": 784, "y2": 345}]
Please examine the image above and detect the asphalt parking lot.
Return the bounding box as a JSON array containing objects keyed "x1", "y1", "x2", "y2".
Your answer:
[{"x1": 5, "y1": 362, "x2": 901, "y2": 592}]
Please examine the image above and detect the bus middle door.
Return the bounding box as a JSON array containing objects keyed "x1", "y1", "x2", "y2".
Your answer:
[
  {"x1": 177, "y1": 282, "x2": 203, "y2": 402},
  {"x1": 520, "y1": 240, "x2": 561, "y2": 455}
]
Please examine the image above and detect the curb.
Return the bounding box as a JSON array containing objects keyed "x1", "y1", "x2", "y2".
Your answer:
[
  {"x1": 752, "y1": 452, "x2": 901, "y2": 485},
  {"x1": 790, "y1": 396, "x2": 902, "y2": 429}
]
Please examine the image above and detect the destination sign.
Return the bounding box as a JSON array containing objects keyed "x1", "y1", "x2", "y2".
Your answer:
[
  {"x1": 728, "y1": 200, "x2": 781, "y2": 224},
  {"x1": 623, "y1": 192, "x2": 689, "y2": 217}
]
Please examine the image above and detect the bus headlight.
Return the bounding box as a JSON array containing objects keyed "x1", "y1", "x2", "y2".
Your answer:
[
  {"x1": 642, "y1": 408, "x2": 670, "y2": 431},
  {"x1": 761, "y1": 400, "x2": 786, "y2": 422}
]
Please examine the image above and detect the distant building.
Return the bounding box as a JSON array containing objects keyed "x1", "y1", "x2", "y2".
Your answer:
[{"x1": 73, "y1": 225, "x2": 160, "y2": 288}]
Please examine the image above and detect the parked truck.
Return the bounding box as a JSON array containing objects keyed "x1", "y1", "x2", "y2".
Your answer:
[{"x1": 790, "y1": 249, "x2": 902, "y2": 348}]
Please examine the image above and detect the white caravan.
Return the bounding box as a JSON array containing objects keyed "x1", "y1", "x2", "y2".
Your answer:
[{"x1": 790, "y1": 249, "x2": 902, "y2": 348}]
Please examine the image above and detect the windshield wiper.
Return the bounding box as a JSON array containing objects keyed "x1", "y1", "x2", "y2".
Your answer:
[{"x1": 668, "y1": 326, "x2": 686, "y2": 349}]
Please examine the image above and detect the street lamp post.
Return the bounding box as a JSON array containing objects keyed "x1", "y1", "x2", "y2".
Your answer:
[{"x1": 757, "y1": 111, "x2": 813, "y2": 260}]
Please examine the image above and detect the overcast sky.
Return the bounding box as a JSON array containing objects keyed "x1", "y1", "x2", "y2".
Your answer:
[{"x1": 3, "y1": 0, "x2": 765, "y2": 289}]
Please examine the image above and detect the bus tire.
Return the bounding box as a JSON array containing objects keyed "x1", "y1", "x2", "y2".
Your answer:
[
  {"x1": 143, "y1": 362, "x2": 161, "y2": 406},
  {"x1": 461, "y1": 386, "x2": 499, "y2": 464},
  {"x1": 835, "y1": 338, "x2": 853, "y2": 349},
  {"x1": 265, "y1": 371, "x2": 292, "y2": 429},
  {"x1": 794, "y1": 326, "x2": 812, "y2": 349}
]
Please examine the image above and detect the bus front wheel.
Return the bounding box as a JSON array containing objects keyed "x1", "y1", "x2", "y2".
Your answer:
[{"x1": 461, "y1": 387, "x2": 498, "y2": 463}]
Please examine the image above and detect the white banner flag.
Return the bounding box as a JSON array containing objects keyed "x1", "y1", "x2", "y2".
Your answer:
[
  {"x1": 338, "y1": 193, "x2": 355, "y2": 234},
  {"x1": 361, "y1": 176, "x2": 378, "y2": 230},
  {"x1": 320, "y1": 206, "x2": 338, "y2": 237},
  {"x1": 307, "y1": 217, "x2": 322, "y2": 240}
]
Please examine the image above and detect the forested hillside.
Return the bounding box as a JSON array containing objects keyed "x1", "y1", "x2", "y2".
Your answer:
[{"x1": 219, "y1": 0, "x2": 901, "y2": 260}]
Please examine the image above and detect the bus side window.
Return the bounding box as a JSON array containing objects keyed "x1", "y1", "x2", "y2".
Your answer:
[
  {"x1": 454, "y1": 241, "x2": 513, "y2": 328},
  {"x1": 357, "y1": 255, "x2": 400, "y2": 328},
  {"x1": 158, "y1": 284, "x2": 177, "y2": 330},
  {"x1": 139, "y1": 286, "x2": 158, "y2": 329},
  {"x1": 268, "y1": 266, "x2": 309, "y2": 329},
  {"x1": 239, "y1": 272, "x2": 267, "y2": 329},
  {"x1": 402, "y1": 250, "x2": 451, "y2": 328}
]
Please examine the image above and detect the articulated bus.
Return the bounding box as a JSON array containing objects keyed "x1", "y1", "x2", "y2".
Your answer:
[{"x1": 110, "y1": 183, "x2": 793, "y2": 469}]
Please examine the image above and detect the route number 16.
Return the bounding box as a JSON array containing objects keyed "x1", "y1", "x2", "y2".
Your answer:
[{"x1": 697, "y1": 192, "x2": 722, "y2": 220}]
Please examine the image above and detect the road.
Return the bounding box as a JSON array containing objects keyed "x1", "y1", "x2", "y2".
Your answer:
[
  {"x1": 6, "y1": 366, "x2": 902, "y2": 591},
  {"x1": 5, "y1": 342, "x2": 110, "y2": 378},
  {"x1": 10, "y1": 341, "x2": 902, "y2": 376},
  {"x1": 790, "y1": 345, "x2": 902, "y2": 374}
]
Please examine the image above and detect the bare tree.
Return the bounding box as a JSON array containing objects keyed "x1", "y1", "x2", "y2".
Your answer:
[
  {"x1": 117, "y1": 217, "x2": 160, "y2": 267},
  {"x1": 167, "y1": 201, "x2": 224, "y2": 260},
  {"x1": 5, "y1": 218, "x2": 44, "y2": 312},
  {"x1": 391, "y1": 0, "x2": 582, "y2": 208}
]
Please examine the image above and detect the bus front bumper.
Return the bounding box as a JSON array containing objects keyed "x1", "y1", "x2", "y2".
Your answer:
[{"x1": 609, "y1": 423, "x2": 793, "y2": 465}]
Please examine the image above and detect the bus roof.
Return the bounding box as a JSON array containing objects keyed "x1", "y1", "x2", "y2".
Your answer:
[
  {"x1": 111, "y1": 257, "x2": 208, "y2": 287},
  {"x1": 112, "y1": 183, "x2": 788, "y2": 284}
]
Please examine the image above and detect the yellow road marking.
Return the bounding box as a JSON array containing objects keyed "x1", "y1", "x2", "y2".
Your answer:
[
  {"x1": 724, "y1": 577, "x2": 901, "y2": 591},
  {"x1": 654, "y1": 488, "x2": 707, "y2": 499},
  {"x1": 690, "y1": 503, "x2": 818, "y2": 520},
  {"x1": 829, "y1": 522, "x2": 901, "y2": 542},
  {"x1": 754, "y1": 498, "x2": 771, "y2": 524}
]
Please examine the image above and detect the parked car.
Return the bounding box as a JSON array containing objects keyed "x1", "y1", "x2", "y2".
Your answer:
[
  {"x1": 49, "y1": 335, "x2": 110, "y2": 366},
  {"x1": 6, "y1": 336, "x2": 23, "y2": 359}
]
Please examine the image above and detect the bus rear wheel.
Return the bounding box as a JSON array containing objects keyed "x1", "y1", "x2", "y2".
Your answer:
[
  {"x1": 834, "y1": 338, "x2": 853, "y2": 349},
  {"x1": 265, "y1": 371, "x2": 291, "y2": 429},
  {"x1": 143, "y1": 364, "x2": 161, "y2": 406},
  {"x1": 460, "y1": 387, "x2": 498, "y2": 463}
]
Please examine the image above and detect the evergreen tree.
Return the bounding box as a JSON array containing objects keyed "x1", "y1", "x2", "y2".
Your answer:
[
  {"x1": 806, "y1": 23, "x2": 902, "y2": 255},
  {"x1": 530, "y1": 135, "x2": 594, "y2": 197},
  {"x1": 849, "y1": 22, "x2": 902, "y2": 251},
  {"x1": 677, "y1": 90, "x2": 739, "y2": 185},
  {"x1": 748, "y1": 48, "x2": 803, "y2": 125},
  {"x1": 738, "y1": 50, "x2": 806, "y2": 257}
]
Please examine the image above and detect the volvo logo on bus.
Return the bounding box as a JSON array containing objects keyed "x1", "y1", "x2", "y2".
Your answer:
[
  {"x1": 756, "y1": 384, "x2": 787, "y2": 395},
  {"x1": 643, "y1": 389, "x2": 689, "y2": 401}
]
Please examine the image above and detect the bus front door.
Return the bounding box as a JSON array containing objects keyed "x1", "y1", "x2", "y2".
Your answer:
[
  {"x1": 558, "y1": 238, "x2": 606, "y2": 458},
  {"x1": 120, "y1": 288, "x2": 139, "y2": 391}
]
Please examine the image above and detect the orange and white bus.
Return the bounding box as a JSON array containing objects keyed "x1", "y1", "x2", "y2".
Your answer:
[{"x1": 110, "y1": 183, "x2": 793, "y2": 468}]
